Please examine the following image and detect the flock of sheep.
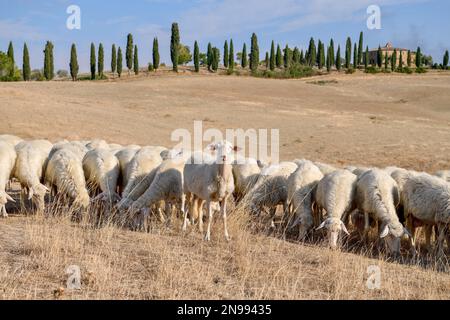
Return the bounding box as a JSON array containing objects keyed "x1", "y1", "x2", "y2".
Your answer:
[{"x1": 0, "y1": 134, "x2": 449, "y2": 258}]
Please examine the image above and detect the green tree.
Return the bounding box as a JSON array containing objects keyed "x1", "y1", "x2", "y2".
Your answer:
[
  {"x1": 364, "y1": 46, "x2": 369, "y2": 70},
  {"x1": 284, "y1": 45, "x2": 291, "y2": 69},
  {"x1": 69, "y1": 43, "x2": 78, "y2": 81},
  {"x1": 415, "y1": 47, "x2": 421, "y2": 68},
  {"x1": 391, "y1": 49, "x2": 397, "y2": 71},
  {"x1": 319, "y1": 42, "x2": 325, "y2": 69},
  {"x1": 329, "y1": 39, "x2": 335, "y2": 66},
  {"x1": 43, "y1": 41, "x2": 54, "y2": 80},
  {"x1": 443, "y1": 50, "x2": 448, "y2": 69},
  {"x1": 407, "y1": 50, "x2": 412, "y2": 67},
  {"x1": 22, "y1": 43, "x2": 31, "y2": 81},
  {"x1": 223, "y1": 40, "x2": 229, "y2": 68},
  {"x1": 207, "y1": 43, "x2": 213, "y2": 71},
  {"x1": 353, "y1": 43, "x2": 358, "y2": 69},
  {"x1": 269, "y1": 41, "x2": 275, "y2": 70},
  {"x1": 345, "y1": 37, "x2": 352, "y2": 69},
  {"x1": 126, "y1": 33, "x2": 133, "y2": 73},
  {"x1": 300, "y1": 50, "x2": 305, "y2": 65},
  {"x1": 385, "y1": 52, "x2": 389, "y2": 70},
  {"x1": 241, "y1": 43, "x2": 248, "y2": 68},
  {"x1": 250, "y1": 33, "x2": 259, "y2": 72},
  {"x1": 229, "y1": 39, "x2": 234, "y2": 71},
  {"x1": 90, "y1": 43, "x2": 96, "y2": 80},
  {"x1": 194, "y1": 41, "x2": 200, "y2": 72},
  {"x1": 293, "y1": 47, "x2": 300, "y2": 64},
  {"x1": 265, "y1": 52, "x2": 269, "y2": 69},
  {"x1": 377, "y1": 46, "x2": 383, "y2": 68},
  {"x1": 98, "y1": 43, "x2": 104, "y2": 78},
  {"x1": 177, "y1": 44, "x2": 192, "y2": 65},
  {"x1": 7, "y1": 41, "x2": 15, "y2": 78},
  {"x1": 326, "y1": 46, "x2": 332, "y2": 72},
  {"x1": 358, "y1": 31, "x2": 363, "y2": 65},
  {"x1": 111, "y1": 44, "x2": 117, "y2": 77},
  {"x1": 170, "y1": 23, "x2": 180, "y2": 72},
  {"x1": 117, "y1": 47, "x2": 123, "y2": 77},
  {"x1": 398, "y1": 50, "x2": 403, "y2": 71},
  {"x1": 212, "y1": 47, "x2": 220, "y2": 71},
  {"x1": 336, "y1": 45, "x2": 341, "y2": 71},
  {"x1": 276, "y1": 44, "x2": 282, "y2": 68},
  {"x1": 308, "y1": 38, "x2": 316, "y2": 67},
  {"x1": 153, "y1": 37, "x2": 160, "y2": 70},
  {"x1": 134, "y1": 45, "x2": 139, "y2": 75}
]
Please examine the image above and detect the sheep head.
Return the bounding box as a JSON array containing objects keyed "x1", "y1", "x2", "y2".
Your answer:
[{"x1": 316, "y1": 217, "x2": 350, "y2": 249}]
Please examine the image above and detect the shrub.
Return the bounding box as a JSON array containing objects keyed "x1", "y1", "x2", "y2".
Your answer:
[
  {"x1": 148, "y1": 63, "x2": 154, "y2": 72},
  {"x1": 253, "y1": 64, "x2": 315, "y2": 79},
  {"x1": 415, "y1": 67, "x2": 427, "y2": 74},
  {"x1": 30, "y1": 69, "x2": 45, "y2": 81},
  {"x1": 397, "y1": 66, "x2": 413, "y2": 74},
  {"x1": 364, "y1": 66, "x2": 379, "y2": 74},
  {"x1": 56, "y1": 69, "x2": 68, "y2": 78},
  {"x1": 345, "y1": 68, "x2": 356, "y2": 74}
]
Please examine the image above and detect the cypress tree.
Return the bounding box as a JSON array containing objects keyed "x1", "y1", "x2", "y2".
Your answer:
[
  {"x1": 170, "y1": 23, "x2": 180, "y2": 72},
  {"x1": 22, "y1": 43, "x2": 30, "y2": 81},
  {"x1": 293, "y1": 47, "x2": 300, "y2": 64},
  {"x1": 317, "y1": 40, "x2": 322, "y2": 66},
  {"x1": 126, "y1": 33, "x2": 133, "y2": 73},
  {"x1": 353, "y1": 43, "x2": 358, "y2": 69},
  {"x1": 212, "y1": 47, "x2": 220, "y2": 71},
  {"x1": 194, "y1": 41, "x2": 200, "y2": 72},
  {"x1": 153, "y1": 38, "x2": 160, "y2": 70},
  {"x1": 407, "y1": 50, "x2": 412, "y2": 67},
  {"x1": 207, "y1": 43, "x2": 213, "y2": 71},
  {"x1": 308, "y1": 38, "x2": 316, "y2": 66},
  {"x1": 7, "y1": 41, "x2": 15, "y2": 78},
  {"x1": 364, "y1": 46, "x2": 369, "y2": 70},
  {"x1": 377, "y1": 46, "x2": 382, "y2": 68},
  {"x1": 276, "y1": 44, "x2": 282, "y2": 68},
  {"x1": 336, "y1": 45, "x2": 341, "y2": 71},
  {"x1": 319, "y1": 42, "x2": 325, "y2": 69},
  {"x1": 265, "y1": 52, "x2": 269, "y2": 69},
  {"x1": 134, "y1": 45, "x2": 139, "y2": 75},
  {"x1": 330, "y1": 39, "x2": 335, "y2": 66},
  {"x1": 358, "y1": 31, "x2": 363, "y2": 65},
  {"x1": 284, "y1": 45, "x2": 291, "y2": 69},
  {"x1": 416, "y1": 47, "x2": 421, "y2": 68},
  {"x1": 43, "y1": 41, "x2": 54, "y2": 80},
  {"x1": 399, "y1": 50, "x2": 403, "y2": 71},
  {"x1": 345, "y1": 37, "x2": 352, "y2": 69},
  {"x1": 49, "y1": 42, "x2": 54, "y2": 79},
  {"x1": 111, "y1": 44, "x2": 117, "y2": 77},
  {"x1": 117, "y1": 47, "x2": 123, "y2": 77},
  {"x1": 90, "y1": 43, "x2": 96, "y2": 80},
  {"x1": 326, "y1": 46, "x2": 331, "y2": 72},
  {"x1": 300, "y1": 50, "x2": 304, "y2": 65},
  {"x1": 391, "y1": 49, "x2": 397, "y2": 71},
  {"x1": 444, "y1": 50, "x2": 449, "y2": 69},
  {"x1": 69, "y1": 43, "x2": 78, "y2": 81},
  {"x1": 250, "y1": 33, "x2": 259, "y2": 72},
  {"x1": 98, "y1": 43, "x2": 104, "y2": 78},
  {"x1": 269, "y1": 41, "x2": 275, "y2": 70},
  {"x1": 223, "y1": 40, "x2": 229, "y2": 68},
  {"x1": 385, "y1": 51, "x2": 389, "y2": 70},
  {"x1": 241, "y1": 43, "x2": 248, "y2": 68},
  {"x1": 229, "y1": 39, "x2": 234, "y2": 71}
]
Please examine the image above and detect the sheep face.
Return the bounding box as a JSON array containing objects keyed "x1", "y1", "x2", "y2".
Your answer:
[
  {"x1": 317, "y1": 217, "x2": 350, "y2": 249},
  {"x1": 208, "y1": 140, "x2": 239, "y2": 164},
  {"x1": 379, "y1": 223, "x2": 412, "y2": 256}
]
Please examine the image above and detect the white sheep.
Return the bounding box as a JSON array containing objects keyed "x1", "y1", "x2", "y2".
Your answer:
[
  {"x1": 0, "y1": 141, "x2": 17, "y2": 217},
  {"x1": 288, "y1": 163, "x2": 324, "y2": 239},
  {"x1": 183, "y1": 141, "x2": 238, "y2": 241},
  {"x1": 83, "y1": 148, "x2": 120, "y2": 204},
  {"x1": 435, "y1": 170, "x2": 450, "y2": 183},
  {"x1": 313, "y1": 162, "x2": 337, "y2": 175},
  {"x1": 232, "y1": 156, "x2": 261, "y2": 202},
  {"x1": 355, "y1": 169, "x2": 412, "y2": 255},
  {"x1": 315, "y1": 170, "x2": 358, "y2": 249},
  {"x1": 402, "y1": 173, "x2": 450, "y2": 253},
  {"x1": 114, "y1": 145, "x2": 141, "y2": 194},
  {"x1": 85, "y1": 139, "x2": 109, "y2": 150},
  {"x1": 287, "y1": 160, "x2": 321, "y2": 208},
  {"x1": 45, "y1": 145, "x2": 90, "y2": 210},
  {"x1": 13, "y1": 140, "x2": 53, "y2": 211},
  {"x1": 120, "y1": 146, "x2": 163, "y2": 199},
  {"x1": 0, "y1": 134, "x2": 23, "y2": 147}
]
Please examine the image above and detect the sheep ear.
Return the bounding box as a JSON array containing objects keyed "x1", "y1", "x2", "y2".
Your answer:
[
  {"x1": 340, "y1": 221, "x2": 350, "y2": 236},
  {"x1": 233, "y1": 146, "x2": 241, "y2": 152},
  {"x1": 380, "y1": 225, "x2": 390, "y2": 238},
  {"x1": 6, "y1": 194, "x2": 15, "y2": 203},
  {"x1": 316, "y1": 220, "x2": 327, "y2": 230}
]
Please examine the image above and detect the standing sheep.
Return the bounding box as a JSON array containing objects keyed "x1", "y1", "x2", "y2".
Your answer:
[
  {"x1": 0, "y1": 134, "x2": 23, "y2": 147},
  {"x1": 45, "y1": 145, "x2": 90, "y2": 210},
  {"x1": 315, "y1": 170, "x2": 358, "y2": 249},
  {"x1": 402, "y1": 174, "x2": 450, "y2": 253},
  {"x1": 355, "y1": 169, "x2": 412, "y2": 255},
  {"x1": 183, "y1": 141, "x2": 238, "y2": 241},
  {"x1": 0, "y1": 141, "x2": 17, "y2": 217},
  {"x1": 83, "y1": 148, "x2": 120, "y2": 204},
  {"x1": 232, "y1": 157, "x2": 261, "y2": 202},
  {"x1": 13, "y1": 140, "x2": 53, "y2": 211}
]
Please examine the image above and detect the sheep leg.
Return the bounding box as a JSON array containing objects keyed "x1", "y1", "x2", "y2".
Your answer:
[
  {"x1": 425, "y1": 225, "x2": 433, "y2": 252},
  {"x1": 436, "y1": 224, "x2": 446, "y2": 257},
  {"x1": 1, "y1": 206, "x2": 8, "y2": 218},
  {"x1": 204, "y1": 200, "x2": 213, "y2": 241},
  {"x1": 221, "y1": 198, "x2": 230, "y2": 241},
  {"x1": 198, "y1": 199, "x2": 205, "y2": 233}
]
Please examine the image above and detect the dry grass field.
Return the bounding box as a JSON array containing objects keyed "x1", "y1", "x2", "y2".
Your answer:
[{"x1": 0, "y1": 69, "x2": 450, "y2": 299}]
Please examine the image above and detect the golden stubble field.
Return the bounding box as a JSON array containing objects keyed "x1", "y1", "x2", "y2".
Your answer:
[{"x1": 0, "y1": 70, "x2": 449, "y2": 299}]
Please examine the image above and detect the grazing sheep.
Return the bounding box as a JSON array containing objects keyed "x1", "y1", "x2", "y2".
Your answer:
[
  {"x1": 351, "y1": 166, "x2": 373, "y2": 177},
  {"x1": 13, "y1": 140, "x2": 53, "y2": 211},
  {"x1": 120, "y1": 146, "x2": 163, "y2": 199},
  {"x1": 313, "y1": 162, "x2": 337, "y2": 175},
  {"x1": 288, "y1": 164, "x2": 324, "y2": 239},
  {"x1": 183, "y1": 141, "x2": 238, "y2": 241},
  {"x1": 114, "y1": 145, "x2": 141, "y2": 193},
  {"x1": 247, "y1": 161, "x2": 298, "y2": 227},
  {"x1": 315, "y1": 170, "x2": 358, "y2": 249},
  {"x1": 0, "y1": 134, "x2": 23, "y2": 147},
  {"x1": 45, "y1": 146, "x2": 90, "y2": 210},
  {"x1": 83, "y1": 148, "x2": 120, "y2": 204},
  {"x1": 85, "y1": 139, "x2": 109, "y2": 150},
  {"x1": 355, "y1": 169, "x2": 412, "y2": 255},
  {"x1": 435, "y1": 170, "x2": 450, "y2": 183},
  {"x1": 0, "y1": 141, "x2": 17, "y2": 217},
  {"x1": 402, "y1": 174, "x2": 450, "y2": 253},
  {"x1": 127, "y1": 153, "x2": 186, "y2": 226},
  {"x1": 232, "y1": 157, "x2": 261, "y2": 202},
  {"x1": 287, "y1": 160, "x2": 321, "y2": 207}
]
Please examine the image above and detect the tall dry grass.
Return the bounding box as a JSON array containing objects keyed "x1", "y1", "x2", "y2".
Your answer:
[{"x1": 0, "y1": 197, "x2": 449, "y2": 300}]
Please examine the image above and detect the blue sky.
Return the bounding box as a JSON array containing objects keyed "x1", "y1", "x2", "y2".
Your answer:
[{"x1": 1, "y1": 0, "x2": 449, "y2": 72}]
